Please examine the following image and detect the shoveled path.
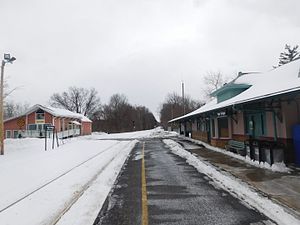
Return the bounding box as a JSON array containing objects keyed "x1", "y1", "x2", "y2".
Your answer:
[
  {"x1": 175, "y1": 137, "x2": 300, "y2": 218},
  {"x1": 94, "y1": 139, "x2": 273, "y2": 225}
]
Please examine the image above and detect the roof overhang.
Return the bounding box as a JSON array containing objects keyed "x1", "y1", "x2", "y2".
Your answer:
[
  {"x1": 169, "y1": 87, "x2": 300, "y2": 123},
  {"x1": 70, "y1": 121, "x2": 81, "y2": 125}
]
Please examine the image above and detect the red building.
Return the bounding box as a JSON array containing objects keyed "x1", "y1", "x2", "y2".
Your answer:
[{"x1": 4, "y1": 104, "x2": 92, "y2": 139}]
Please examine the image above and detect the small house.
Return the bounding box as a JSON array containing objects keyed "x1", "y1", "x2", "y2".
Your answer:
[{"x1": 4, "y1": 104, "x2": 92, "y2": 139}]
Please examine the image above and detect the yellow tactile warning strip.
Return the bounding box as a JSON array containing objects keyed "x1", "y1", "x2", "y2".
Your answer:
[{"x1": 141, "y1": 142, "x2": 149, "y2": 225}]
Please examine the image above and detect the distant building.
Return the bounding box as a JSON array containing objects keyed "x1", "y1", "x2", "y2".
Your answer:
[
  {"x1": 4, "y1": 104, "x2": 92, "y2": 139},
  {"x1": 170, "y1": 59, "x2": 300, "y2": 164}
]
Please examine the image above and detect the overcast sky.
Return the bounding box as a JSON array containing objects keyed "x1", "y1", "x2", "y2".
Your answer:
[{"x1": 1, "y1": 0, "x2": 299, "y2": 120}]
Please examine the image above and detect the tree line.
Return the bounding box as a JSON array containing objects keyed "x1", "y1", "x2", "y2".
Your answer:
[
  {"x1": 92, "y1": 94, "x2": 157, "y2": 133},
  {"x1": 50, "y1": 89, "x2": 157, "y2": 133},
  {"x1": 4, "y1": 87, "x2": 157, "y2": 133}
]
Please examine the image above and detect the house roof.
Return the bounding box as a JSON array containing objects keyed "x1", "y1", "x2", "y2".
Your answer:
[
  {"x1": 170, "y1": 59, "x2": 300, "y2": 123},
  {"x1": 5, "y1": 104, "x2": 92, "y2": 123}
]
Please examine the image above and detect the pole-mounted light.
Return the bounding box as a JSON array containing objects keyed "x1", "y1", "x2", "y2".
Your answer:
[
  {"x1": 3, "y1": 54, "x2": 16, "y2": 64},
  {"x1": 0, "y1": 53, "x2": 16, "y2": 155}
]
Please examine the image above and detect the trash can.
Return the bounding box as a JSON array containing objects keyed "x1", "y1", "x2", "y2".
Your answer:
[
  {"x1": 271, "y1": 142, "x2": 285, "y2": 164},
  {"x1": 260, "y1": 141, "x2": 272, "y2": 165},
  {"x1": 293, "y1": 125, "x2": 300, "y2": 165}
]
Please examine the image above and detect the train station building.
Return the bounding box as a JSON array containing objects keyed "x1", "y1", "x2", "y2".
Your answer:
[{"x1": 169, "y1": 59, "x2": 300, "y2": 164}]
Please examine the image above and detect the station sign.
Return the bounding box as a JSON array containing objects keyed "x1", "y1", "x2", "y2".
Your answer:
[{"x1": 217, "y1": 111, "x2": 227, "y2": 117}]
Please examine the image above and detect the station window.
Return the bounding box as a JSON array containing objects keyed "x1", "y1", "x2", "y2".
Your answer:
[
  {"x1": 244, "y1": 112, "x2": 266, "y2": 137},
  {"x1": 218, "y1": 117, "x2": 229, "y2": 138}
]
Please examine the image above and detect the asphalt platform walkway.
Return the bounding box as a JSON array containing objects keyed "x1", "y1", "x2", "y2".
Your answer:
[
  {"x1": 94, "y1": 140, "x2": 271, "y2": 225},
  {"x1": 174, "y1": 136, "x2": 300, "y2": 220}
]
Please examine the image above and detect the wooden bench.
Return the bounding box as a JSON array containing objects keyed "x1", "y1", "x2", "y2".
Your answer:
[{"x1": 226, "y1": 140, "x2": 246, "y2": 156}]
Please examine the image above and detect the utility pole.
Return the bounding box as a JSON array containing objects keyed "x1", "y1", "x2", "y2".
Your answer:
[
  {"x1": 0, "y1": 54, "x2": 16, "y2": 155},
  {"x1": 0, "y1": 61, "x2": 4, "y2": 155},
  {"x1": 181, "y1": 81, "x2": 185, "y2": 115}
]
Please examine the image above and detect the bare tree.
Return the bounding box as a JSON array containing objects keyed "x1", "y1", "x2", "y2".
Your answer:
[
  {"x1": 159, "y1": 92, "x2": 203, "y2": 129},
  {"x1": 203, "y1": 71, "x2": 225, "y2": 94},
  {"x1": 3, "y1": 77, "x2": 21, "y2": 100},
  {"x1": 4, "y1": 101, "x2": 29, "y2": 120},
  {"x1": 202, "y1": 71, "x2": 228, "y2": 99},
  {"x1": 92, "y1": 93, "x2": 157, "y2": 133},
  {"x1": 50, "y1": 87, "x2": 101, "y2": 117}
]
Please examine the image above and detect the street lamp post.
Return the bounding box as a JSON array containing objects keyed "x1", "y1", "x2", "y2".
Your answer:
[{"x1": 0, "y1": 54, "x2": 16, "y2": 155}]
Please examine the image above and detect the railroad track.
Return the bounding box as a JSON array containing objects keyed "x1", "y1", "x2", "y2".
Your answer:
[
  {"x1": 0, "y1": 139, "x2": 137, "y2": 225},
  {"x1": 49, "y1": 141, "x2": 135, "y2": 225}
]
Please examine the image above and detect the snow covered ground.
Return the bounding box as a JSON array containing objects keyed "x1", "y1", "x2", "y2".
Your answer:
[
  {"x1": 0, "y1": 135, "x2": 139, "y2": 225},
  {"x1": 0, "y1": 127, "x2": 173, "y2": 225},
  {"x1": 163, "y1": 139, "x2": 300, "y2": 225},
  {"x1": 88, "y1": 127, "x2": 178, "y2": 140}
]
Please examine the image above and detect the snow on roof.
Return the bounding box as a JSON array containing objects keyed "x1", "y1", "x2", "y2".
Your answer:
[
  {"x1": 5, "y1": 104, "x2": 92, "y2": 123},
  {"x1": 42, "y1": 105, "x2": 92, "y2": 122},
  {"x1": 170, "y1": 59, "x2": 300, "y2": 122},
  {"x1": 70, "y1": 120, "x2": 81, "y2": 125}
]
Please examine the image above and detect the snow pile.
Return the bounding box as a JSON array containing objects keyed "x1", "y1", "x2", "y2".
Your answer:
[
  {"x1": 183, "y1": 136, "x2": 291, "y2": 173},
  {"x1": 163, "y1": 139, "x2": 300, "y2": 225},
  {"x1": 92, "y1": 132, "x2": 108, "y2": 136},
  {"x1": 148, "y1": 127, "x2": 178, "y2": 138},
  {"x1": 90, "y1": 127, "x2": 178, "y2": 139}
]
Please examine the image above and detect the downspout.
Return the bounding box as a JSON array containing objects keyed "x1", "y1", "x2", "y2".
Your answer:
[
  {"x1": 292, "y1": 99, "x2": 300, "y2": 123},
  {"x1": 26, "y1": 114, "x2": 28, "y2": 130},
  {"x1": 179, "y1": 121, "x2": 182, "y2": 134},
  {"x1": 272, "y1": 111, "x2": 278, "y2": 141}
]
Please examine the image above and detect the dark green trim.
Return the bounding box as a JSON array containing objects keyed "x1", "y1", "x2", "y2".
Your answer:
[{"x1": 210, "y1": 83, "x2": 251, "y2": 97}]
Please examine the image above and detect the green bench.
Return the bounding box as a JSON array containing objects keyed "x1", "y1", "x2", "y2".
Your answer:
[{"x1": 226, "y1": 140, "x2": 246, "y2": 156}]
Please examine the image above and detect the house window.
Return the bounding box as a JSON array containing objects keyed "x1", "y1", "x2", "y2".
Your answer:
[
  {"x1": 36, "y1": 109, "x2": 45, "y2": 123},
  {"x1": 28, "y1": 124, "x2": 37, "y2": 130},
  {"x1": 6, "y1": 130, "x2": 11, "y2": 138},
  {"x1": 36, "y1": 113, "x2": 44, "y2": 120},
  {"x1": 218, "y1": 117, "x2": 229, "y2": 138},
  {"x1": 13, "y1": 130, "x2": 19, "y2": 138},
  {"x1": 37, "y1": 124, "x2": 44, "y2": 131},
  {"x1": 43, "y1": 124, "x2": 52, "y2": 130},
  {"x1": 28, "y1": 124, "x2": 51, "y2": 131}
]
